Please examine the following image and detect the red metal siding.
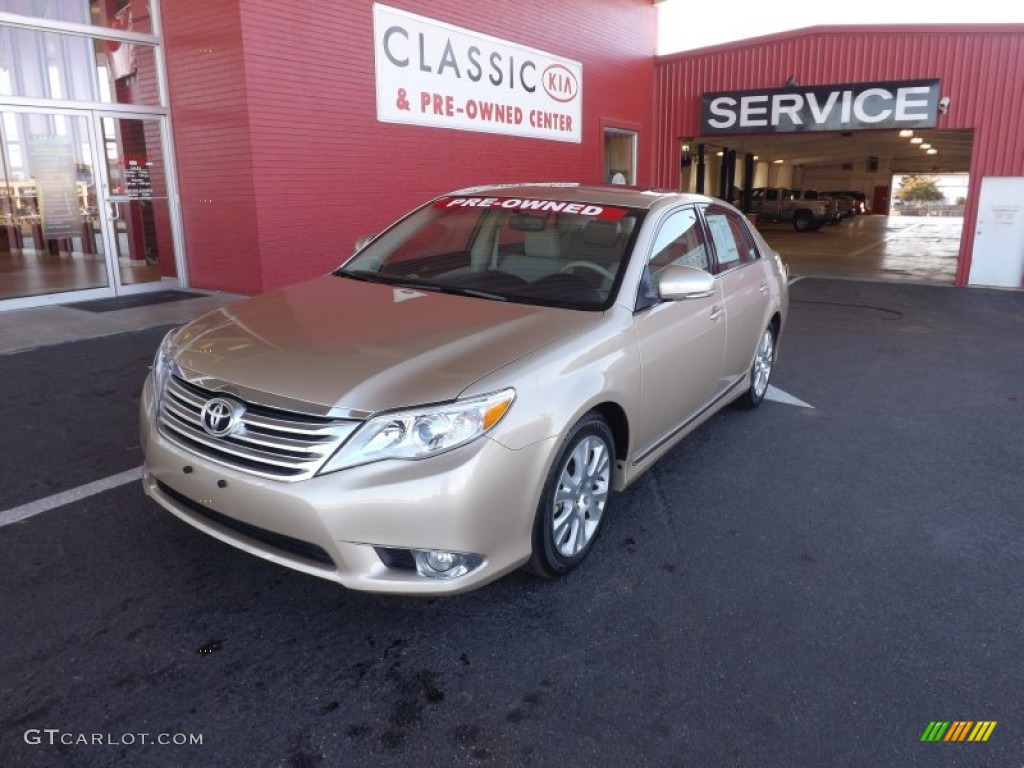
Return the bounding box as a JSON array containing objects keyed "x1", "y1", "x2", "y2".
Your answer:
[
  {"x1": 164, "y1": 0, "x2": 656, "y2": 294},
  {"x1": 653, "y1": 25, "x2": 1024, "y2": 285},
  {"x1": 162, "y1": 3, "x2": 264, "y2": 295}
]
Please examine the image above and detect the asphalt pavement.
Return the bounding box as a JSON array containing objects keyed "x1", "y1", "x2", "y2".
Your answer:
[{"x1": 1, "y1": 278, "x2": 1022, "y2": 767}]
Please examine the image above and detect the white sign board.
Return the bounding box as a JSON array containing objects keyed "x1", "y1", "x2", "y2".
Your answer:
[
  {"x1": 968, "y1": 177, "x2": 1024, "y2": 289},
  {"x1": 373, "y1": 4, "x2": 582, "y2": 143}
]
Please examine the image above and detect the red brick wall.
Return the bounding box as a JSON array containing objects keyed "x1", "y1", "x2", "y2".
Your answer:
[{"x1": 164, "y1": 0, "x2": 656, "y2": 294}]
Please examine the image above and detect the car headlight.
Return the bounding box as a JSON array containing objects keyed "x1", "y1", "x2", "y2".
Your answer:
[
  {"x1": 319, "y1": 388, "x2": 515, "y2": 474},
  {"x1": 150, "y1": 328, "x2": 179, "y2": 411}
]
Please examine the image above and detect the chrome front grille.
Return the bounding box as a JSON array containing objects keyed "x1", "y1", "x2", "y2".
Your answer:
[{"x1": 158, "y1": 375, "x2": 360, "y2": 481}]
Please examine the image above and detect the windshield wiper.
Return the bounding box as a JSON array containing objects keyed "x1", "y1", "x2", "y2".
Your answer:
[
  {"x1": 336, "y1": 269, "x2": 389, "y2": 284},
  {"x1": 339, "y1": 271, "x2": 507, "y2": 302},
  {"x1": 387, "y1": 281, "x2": 509, "y2": 302},
  {"x1": 431, "y1": 285, "x2": 508, "y2": 302}
]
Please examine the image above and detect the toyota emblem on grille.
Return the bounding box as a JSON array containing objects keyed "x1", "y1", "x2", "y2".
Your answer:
[{"x1": 200, "y1": 397, "x2": 243, "y2": 436}]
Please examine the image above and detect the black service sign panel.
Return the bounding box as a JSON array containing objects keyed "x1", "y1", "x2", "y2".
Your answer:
[{"x1": 700, "y1": 79, "x2": 940, "y2": 135}]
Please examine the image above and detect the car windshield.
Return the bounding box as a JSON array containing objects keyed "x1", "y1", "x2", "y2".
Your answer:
[{"x1": 335, "y1": 195, "x2": 645, "y2": 310}]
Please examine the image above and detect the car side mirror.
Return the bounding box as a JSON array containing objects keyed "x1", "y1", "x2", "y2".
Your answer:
[{"x1": 656, "y1": 264, "x2": 716, "y2": 300}]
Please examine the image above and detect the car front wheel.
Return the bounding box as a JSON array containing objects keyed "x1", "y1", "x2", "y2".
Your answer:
[
  {"x1": 792, "y1": 212, "x2": 814, "y2": 231},
  {"x1": 736, "y1": 324, "x2": 776, "y2": 409},
  {"x1": 527, "y1": 413, "x2": 614, "y2": 578}
]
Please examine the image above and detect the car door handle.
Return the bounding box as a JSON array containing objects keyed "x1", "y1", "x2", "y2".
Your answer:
[
  {"x1": 710, "y1": 304, "x2": 724, "y2": 321},
  {"x1": 759, "y1": 282, "x2": 769, "y2": 294}
]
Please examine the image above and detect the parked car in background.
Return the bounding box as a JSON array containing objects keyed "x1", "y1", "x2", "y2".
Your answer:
[
  {"x1": 817, "y1": 190, "x2": 856, "y2": 219},
  {"x1": 822, "y1": 190, "x2": 870, "y2": 215},
  {"x1": 140, "y1": 183, "x2": 789, "y2": 595},
  {"x1": 794, "y1": 190, "x2": 843, "y2": 224},
  {"x1": 749, "y1": 187, "x2": 831, "y2": 231}
]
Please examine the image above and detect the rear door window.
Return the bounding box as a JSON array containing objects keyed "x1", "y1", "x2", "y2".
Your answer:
[{"x1": 702, "y1": 204, "x2": 760, "y2": 273}]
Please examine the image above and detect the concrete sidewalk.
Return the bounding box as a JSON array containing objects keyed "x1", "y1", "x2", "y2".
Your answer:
[{"x1": 0, "y1": 290, "x2": 244, "y2": 355}]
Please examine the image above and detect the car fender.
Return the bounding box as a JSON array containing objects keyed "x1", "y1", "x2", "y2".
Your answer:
[{"x1": 461, "y1": 306, "x2": 641, "y2": 460}]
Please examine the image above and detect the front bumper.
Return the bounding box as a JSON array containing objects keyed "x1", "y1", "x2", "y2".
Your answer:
[{"x1": 139, "y1": 377, "x2": 555, "y2": 595}]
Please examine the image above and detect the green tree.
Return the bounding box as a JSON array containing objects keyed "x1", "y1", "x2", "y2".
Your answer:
[{"x1": 896, "y1": 175, "x2": 944, "y2": 203}]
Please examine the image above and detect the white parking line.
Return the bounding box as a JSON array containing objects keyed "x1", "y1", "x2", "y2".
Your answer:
[
  {"x1": 0, "y1": 466, "x2": 143, "y2": 527},
  {"x1": 765, "y1": 385, "x2": 814, "y2": 408},
  {"x1": 2, "y1": 384, "x2": 811, "y2": 529}
]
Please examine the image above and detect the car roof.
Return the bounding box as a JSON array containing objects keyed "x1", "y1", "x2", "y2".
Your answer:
[{"x1": 447, "y1": 183, "x2": 716, "y2": 212}]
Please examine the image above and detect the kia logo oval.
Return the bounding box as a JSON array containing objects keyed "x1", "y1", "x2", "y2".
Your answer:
[
  {"x1": 542, "y1": 64, "x2": 578, "y2": 103},
  {"x1": 200, "y1": 397, "x2": 243, "y2": 437}
]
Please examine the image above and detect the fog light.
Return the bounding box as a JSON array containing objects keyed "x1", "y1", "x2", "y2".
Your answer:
[
  {"x1": 427, "y1": 551, "x2": 456, "y2": 572},
  {"x1": 412, "y1": 549, "x2": 483, "y2": 580}
]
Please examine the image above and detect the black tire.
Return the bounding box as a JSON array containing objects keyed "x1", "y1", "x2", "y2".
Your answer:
[
  {"x1": 792, "y1": 212, "x2": 813, "y2": 231},
  {"x1": 527, "y1": 413, "x2": 615, "y2": 578},
  {"x1": 736, "y1": 324, "x2": 777, "y2": 410}
]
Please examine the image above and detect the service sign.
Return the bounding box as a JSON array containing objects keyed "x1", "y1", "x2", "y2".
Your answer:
[
  {"x1": 373, "y1": 4, "x2": 582, "y2": 143},
  {"x1": 701, "y1": 79, "x2": 941, "y2": 135}
]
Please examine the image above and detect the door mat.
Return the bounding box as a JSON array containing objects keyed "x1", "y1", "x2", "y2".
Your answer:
[{"x1": 66, "y1": 290, "x2": 207, "y2": 313}]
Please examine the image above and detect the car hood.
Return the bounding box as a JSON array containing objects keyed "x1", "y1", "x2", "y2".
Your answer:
[{"x1": 167, "y1": 275, "x2": 593, "y2": 413}]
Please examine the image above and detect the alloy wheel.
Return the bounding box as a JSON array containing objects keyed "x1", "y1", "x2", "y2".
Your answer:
[
  {"x1": 550, "y1": 435, "x2": 611, "y2": 557},
  {"x1": 752, "y1": 327, "x2": 775, "y2": 399}
]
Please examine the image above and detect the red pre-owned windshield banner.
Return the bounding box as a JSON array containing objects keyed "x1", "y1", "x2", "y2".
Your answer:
[{"x1": 436, "y1": 196, "x2": 628, "y2": 221}]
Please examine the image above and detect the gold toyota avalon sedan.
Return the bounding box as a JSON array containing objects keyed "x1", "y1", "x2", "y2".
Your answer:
[{"x1": 140, "y1": 184, "x2": 789, "y2": 595}]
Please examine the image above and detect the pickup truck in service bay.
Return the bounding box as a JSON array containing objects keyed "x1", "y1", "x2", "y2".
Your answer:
[{"x1": 748, "y1": 187, "x2": 832, "y2": 231}]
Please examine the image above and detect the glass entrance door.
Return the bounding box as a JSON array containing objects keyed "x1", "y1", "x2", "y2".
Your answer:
[
  {"x1": 0, "y1": 107, "x2": 179, "y2": 302},
  {"x1": 0, "y1": 109, "x2": 111, "y2": 301},
  {"x1": 96, "y1": 113, "x2": 178, "y2": 288}
]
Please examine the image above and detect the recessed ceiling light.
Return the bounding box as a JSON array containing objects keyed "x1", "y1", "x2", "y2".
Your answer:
[
  {"x1": 899, "y1": 129, "x2": 914, "y2": 138},
  {"x1": 910, "y1": 137, "x2": 924, "y2": 144}
]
